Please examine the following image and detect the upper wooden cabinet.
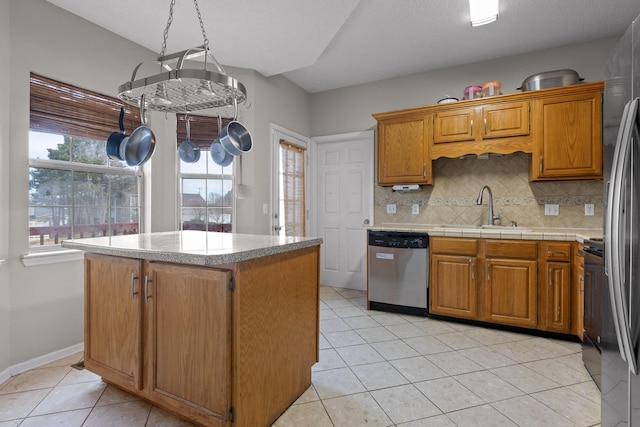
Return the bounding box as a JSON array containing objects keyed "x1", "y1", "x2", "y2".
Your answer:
[
  {"x1": 373, "y1": 81, "x2": 603, "y2": 184},
  {"x1": 434, "y1": 101, "x2": 530, "y2": 143},
  {"x1": 530, "y1": 89, "x2": 603, "y2": 180},
  {"x1": 483, "y1": 101, "x2": 530, "y2": 139},
  {"x1": 374, "y1": 112, "x2": 432, "y2": 185},
  {"x1": 433, "y1": 107, "x2": 476, "y2": 143}
]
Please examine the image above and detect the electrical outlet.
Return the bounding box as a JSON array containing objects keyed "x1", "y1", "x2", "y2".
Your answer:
[
  {"x1": 412, "y1": 204, "x2": 420, "y2": 214},
  {"x1": 545, "y1": 204, "x2": 559, "y2": 216},
  {"x1": 387, "y1": 204, "x2": 396, "y2": 214},
  {"x1": 585, "y1": 203, "x2": 595, "y2": 216}
]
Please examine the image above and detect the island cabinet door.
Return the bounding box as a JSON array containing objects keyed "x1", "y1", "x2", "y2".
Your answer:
[
  {"x1": 84, "y1": 254, "x2": 144, "y2": 392},
  {"x1": 145, "y1": 262, "x2": 232, "y2": 426}
]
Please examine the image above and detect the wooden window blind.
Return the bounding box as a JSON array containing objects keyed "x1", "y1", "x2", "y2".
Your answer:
[
  {"x1": 29, "y1": 73, "x2": 141, "y2": 140},
  {"x1": 280, "y1": 139, "x2": 306, "y2": 237},
  {"x1": 176, "y1": 114, "x2": 233, "y2": 149}
]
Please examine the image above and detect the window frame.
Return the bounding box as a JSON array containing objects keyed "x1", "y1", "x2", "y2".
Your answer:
[
  {"x1": 176, "y1": 114, "x2": 235, "y2": 233},
  {"x1": 28, "y1": 74, "x2": 144, "y2": 255}
]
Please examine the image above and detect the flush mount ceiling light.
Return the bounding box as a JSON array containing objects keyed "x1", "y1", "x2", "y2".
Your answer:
[
  {"x1": 118, "y1": 0, "x2": 247, "y2": 114},
  {"x1": 469, "y1": 0, "x2": 499, "y2": 27}
]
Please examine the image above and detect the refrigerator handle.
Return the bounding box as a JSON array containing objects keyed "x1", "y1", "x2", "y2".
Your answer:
[{"x1": 605, "y1": 98, "x2": 638, "y2": 374}]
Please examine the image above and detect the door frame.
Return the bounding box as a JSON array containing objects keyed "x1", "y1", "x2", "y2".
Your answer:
[{"x1": 269, "y1": 124, "x2": 311, "y2": 236}]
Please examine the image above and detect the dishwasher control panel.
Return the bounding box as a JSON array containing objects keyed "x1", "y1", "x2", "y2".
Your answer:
[{"x1": 368, "y1": 231, "x2": 428, "y2": 249}]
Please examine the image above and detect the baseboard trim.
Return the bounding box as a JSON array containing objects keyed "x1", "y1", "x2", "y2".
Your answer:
[{"x1": 9, "y1": 342, "x2": 84, "y2": 377}]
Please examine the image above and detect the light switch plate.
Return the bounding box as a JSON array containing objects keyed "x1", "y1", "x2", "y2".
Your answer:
[
  {"x1": 387, "y1": 204, "x2": 396, "y2": 214},
  {"x1": 545, "y1": 204, "x2": 559, "y2": 216},
  {"x1": 412, "y1": 204, "x2": 420, "y2": 214},
  {"x1": 585, "y1": 204, "x2": 595, "y2": 216}
]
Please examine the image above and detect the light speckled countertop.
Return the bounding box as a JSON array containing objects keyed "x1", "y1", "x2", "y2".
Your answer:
[
  {"x1": 61, "y1": 231, "x2": 323, "y2": 266},
  {"x1": 369, "y1": 224, "x2": 602, "y2": 243}
]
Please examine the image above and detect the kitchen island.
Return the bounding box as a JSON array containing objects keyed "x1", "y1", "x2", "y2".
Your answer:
[{"x1": 62, "y1": 231, "x2": 322, "y2": 427}]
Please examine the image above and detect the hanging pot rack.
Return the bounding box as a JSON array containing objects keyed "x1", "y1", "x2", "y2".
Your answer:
[{"x1": 117, "y1": 0, "x2": 247, "y2": 114}]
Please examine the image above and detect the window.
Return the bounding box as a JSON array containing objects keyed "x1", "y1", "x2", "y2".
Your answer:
[
  {"x1": 177, "y1": 114, "x2": 234, "y2": 232},
  {"x1": 278, "y1": 140, "x2": 306, "y2": 237},
  {"x1": 29, "y1": 74, "x2": 142, "y2": 249}
]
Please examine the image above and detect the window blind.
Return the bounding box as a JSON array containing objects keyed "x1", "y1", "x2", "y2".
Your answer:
[
  {"x1": 280, "y1": 139, "x2": 306, "y2": 237},
  {"x1": 176, "y1": 114, "x2": 233, "y2": 149},
  {"x1": 29, "y1": 73, "x2": 141, "y2": 140}
]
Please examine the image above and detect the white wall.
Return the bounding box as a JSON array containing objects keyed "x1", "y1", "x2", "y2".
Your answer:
[
  {"x1": 310, "y1": 37, "x2": 619, "y2": 136},
  {"x1": 2, "y1": 0, "x2": 310, "y2": 369},
  {"x1": 0, "y1": 0, "x2": 12, "y2": 375},
  {"x1": 242, "y1": 73, "x2": 311, "y2": 234}
]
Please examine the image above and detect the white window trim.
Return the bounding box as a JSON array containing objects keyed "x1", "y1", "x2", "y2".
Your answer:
[
  {"x1": 21, "y1": 249, "x2": 84, "y2": 267},
  {"x1": 27, "y1": 151, "x2": 143, "y2": 260}
]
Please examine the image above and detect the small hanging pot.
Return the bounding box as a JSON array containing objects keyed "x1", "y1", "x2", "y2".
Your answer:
[
  {"x1": 106, "y1": 107, "x2": 127, "y2": 160},
  {"x1": 211, "y1": 115, "x2": 233, "y2": 167},
  {"x1": 219, "y1": 99, "x2": 252, "y2": 156},
  {"x1": 178, "y1": 118, "x2": 201, "y2": 163},
  {"x1": 122, "y1": 95, "x2": 156, "y2": 167}
]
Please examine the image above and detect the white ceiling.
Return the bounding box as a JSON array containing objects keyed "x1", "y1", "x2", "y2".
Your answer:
[{"x1": 47, "y1": 0, "x2": 640, "y2": 93}]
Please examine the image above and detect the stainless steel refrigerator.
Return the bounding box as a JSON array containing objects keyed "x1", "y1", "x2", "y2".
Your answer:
[{"x1": 602, "y1": 12, "x2": 640, "y2": 426}]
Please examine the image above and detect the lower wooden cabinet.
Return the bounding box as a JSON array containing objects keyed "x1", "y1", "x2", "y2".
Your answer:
[
  {"x1": 485, "y1": 258, "x2": 537, "y2": 328},
  {"x1": 430, "y1": 254, "x2": 477, "y2": 319},
  {"x1": 574, "y1": 243, "x2": 585, "y2": 339},
  {"x1": 429, "y1": 237, "x2": 575, "y2": 335},
  {"x1": 146, "y1": 262, "x2": 232, "y2": 424},
  {"x1": 539, "y1": 242, "x2": 573, "y2": 334},
  {"x1": 85, "y1": 254, "x2": 232, "y2": 425},
  {"x1": 85, "y1": 254, "x2": 144, "y2": 393},
  {"x1": 84, "y1": 247, "x2": 320, "y2": 427}
]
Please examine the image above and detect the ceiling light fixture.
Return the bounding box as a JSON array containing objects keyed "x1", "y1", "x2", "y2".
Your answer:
[
  {"x1": 117, "y1": 0, "x2": 247, "y2": 114},
  {"x1": 469, "y1": 0, "x2": 499, "y2": 27}
]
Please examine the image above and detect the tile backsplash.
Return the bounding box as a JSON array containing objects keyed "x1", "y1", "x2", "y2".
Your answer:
[{"x1": 374, "y1": 152, "x2": 603, "y2": 229}]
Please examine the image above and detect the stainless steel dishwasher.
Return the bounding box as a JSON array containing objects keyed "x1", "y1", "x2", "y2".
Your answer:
[{"x1": 367, "y1": 231, "x2": 429, "y2": 316}]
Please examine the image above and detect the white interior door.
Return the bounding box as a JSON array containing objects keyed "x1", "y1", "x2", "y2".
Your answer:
[{"x1": 311, "y1": 131, "x2": 374, "y2": 290}]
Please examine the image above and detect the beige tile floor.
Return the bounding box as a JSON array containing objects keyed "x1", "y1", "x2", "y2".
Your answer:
[{"x1": 0, "y1": 286, "x2": 601, "y2": 426}]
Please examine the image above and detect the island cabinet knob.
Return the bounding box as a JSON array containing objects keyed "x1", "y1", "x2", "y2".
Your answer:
[
  {"x1": 144, "y1": 276, "x2": 153, "y2": 304},
  {"x1": 130, "y1": 273, "x2": 139, "y2": 300}
]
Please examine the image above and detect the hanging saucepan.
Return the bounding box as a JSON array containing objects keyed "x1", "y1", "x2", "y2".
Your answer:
[
  {"x1": 219, "y1": 99, "x2": 252, "y2": 156},
  {"x1": 106, "y1": 107, "x2": 127, "y2": 160},
  {"x1": 210, "y1": 116, "x2": 233, "y2": 167},
  {"x1": 123, "y1": 95, "x2": 156, "y2": 167},
  {"x1": 178, "y1": 117, "x2": 201, "y2": 163}
]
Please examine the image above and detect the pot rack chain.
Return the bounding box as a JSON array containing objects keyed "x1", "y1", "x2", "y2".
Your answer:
[
  {"x1": 117, "y1": 0, "x2": 248, "y2": 113},
  {"x1": 160, "y1": 0, "x2": 210, "y2": 58}
]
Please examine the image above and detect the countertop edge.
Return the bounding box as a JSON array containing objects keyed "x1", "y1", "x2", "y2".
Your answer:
[
  {"x1": 61, "y1": 234, "x2": 323, "y2": 266},
  {"x1": 368, "y1": 225, "x2": 602, "y2": 242}
]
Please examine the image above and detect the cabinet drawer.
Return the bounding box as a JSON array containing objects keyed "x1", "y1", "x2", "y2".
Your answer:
[
  {"x1": 542, "y1": 242, "x2": 572, "y2": 262},
  {"x1": 431, "y1": 237, "x2": 478, "y2": 256},
  {"x1": 485, "y1": 240, "x2": 537, "y2": 260}
]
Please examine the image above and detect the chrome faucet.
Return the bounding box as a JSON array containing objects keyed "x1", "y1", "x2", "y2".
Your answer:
[{"x1": 476, "y1": 185, "x2": 500, "y2": 225}]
